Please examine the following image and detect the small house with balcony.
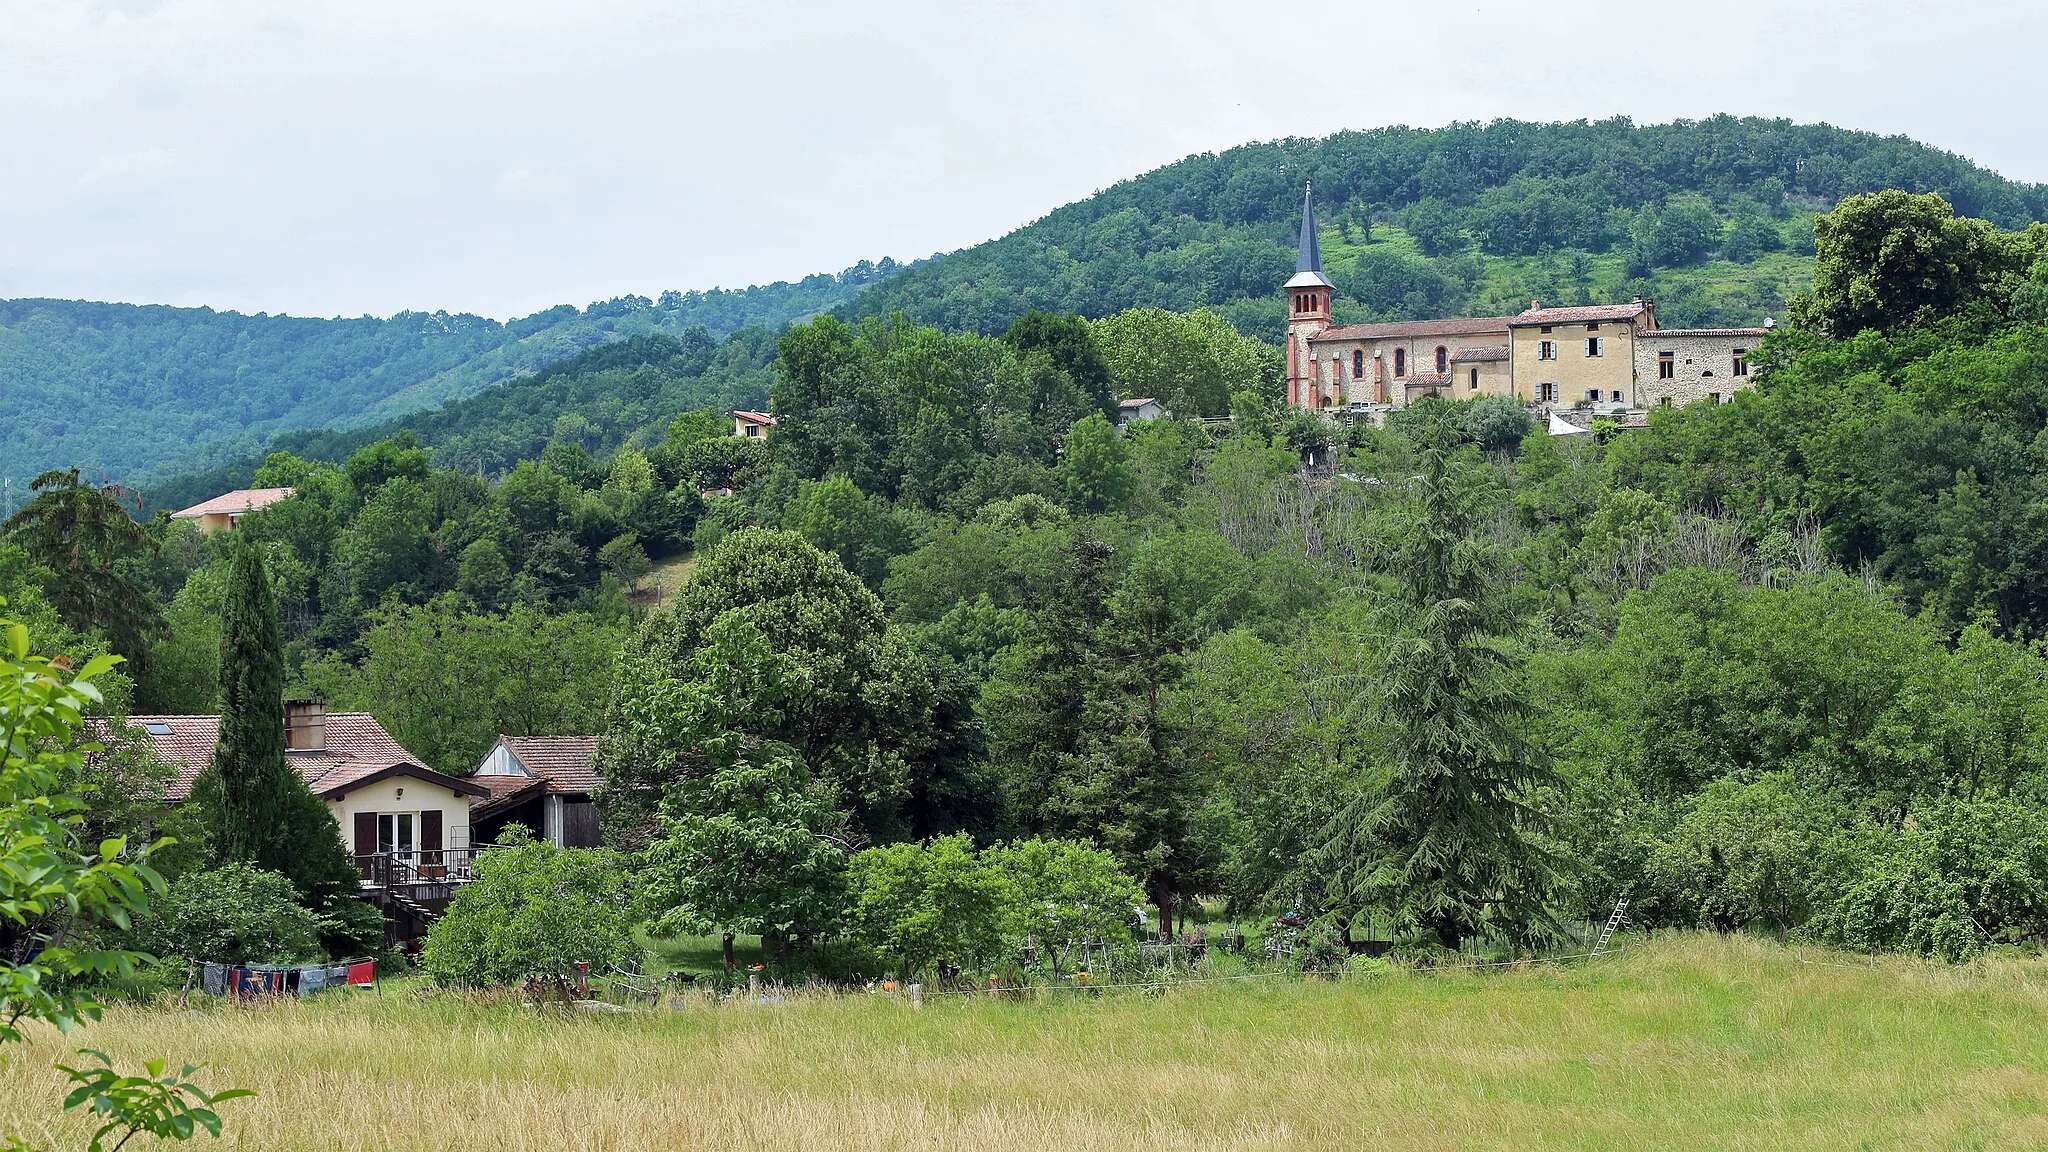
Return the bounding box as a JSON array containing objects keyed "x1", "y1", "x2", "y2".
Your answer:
[
  {"x1": 117, "y1": 704, "x2": 488, "y2": 943},
  {"x1": 169, "y1": 487, "x2": 295, "y2": 534}
]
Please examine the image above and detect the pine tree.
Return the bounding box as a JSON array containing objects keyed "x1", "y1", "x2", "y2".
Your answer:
[
  {"x1": 1321, "y1": 441, "x2": 1559, "y2": 950},
  {"x1": 192, "y1": 543, "x2": 355, "y2": 902}
]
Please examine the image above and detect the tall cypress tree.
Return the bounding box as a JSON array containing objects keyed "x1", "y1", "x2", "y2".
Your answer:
[{"x1": 193, "y1": 542, "x2": 354, "y2": 902}]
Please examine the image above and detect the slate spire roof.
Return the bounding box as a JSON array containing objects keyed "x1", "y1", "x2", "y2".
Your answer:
[
  {"x1": 1297, "y1": 181, "x2": 1322, "y2": 275},
  {"x1": 1285, "y1": 180, "x2": 1335, "y2": 290}
]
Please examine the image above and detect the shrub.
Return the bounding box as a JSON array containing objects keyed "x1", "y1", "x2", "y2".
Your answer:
[
  {"x1": 1642, "y1": 775, "x2": 1854, "y2": 932},
  {"x1": 989, "y1": 839, "x2": 1144, "y2": 974},
  {"x1": 419, "y1": 833, "x2": 637, "y2": 986},
  {"x1": 842, "y1": 835, "x2": 1016, "y2": 980},
  {"x1": 127, "y1": 863, "x2": 322, "y2": 965}
]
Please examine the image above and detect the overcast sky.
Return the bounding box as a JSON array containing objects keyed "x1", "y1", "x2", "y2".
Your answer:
[{"x1": 4, "y1": 0, "x2": 2044, "y2": 321}]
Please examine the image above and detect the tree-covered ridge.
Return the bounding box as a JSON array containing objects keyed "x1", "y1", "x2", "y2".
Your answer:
[
  {"x1": 141, "y1": 327, "x2": 777, "y2": 516},
  {"x1": 842, "y1": 116, "x2": 2048, "y2": 338},
  {"x1": 0, "y1": 260, "x2": 897, "y2": 485}
]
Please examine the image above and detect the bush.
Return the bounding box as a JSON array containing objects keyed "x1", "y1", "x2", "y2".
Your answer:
[
  {"x1": 127, "y1": 863, "x2": 323, "y2": 965},
  {"x1": 1642, "y1": 775, "x2": 1854, "y2": 932},
  {"x1": 419, "y1": 833, "x2": 638, "y2": 986},
  {"x1": 1808, "y1": 799, "x2": 2048, "y2": 961},
  {"x1": 841, "y1": 834, "x2": 1016, "y2": 980}
]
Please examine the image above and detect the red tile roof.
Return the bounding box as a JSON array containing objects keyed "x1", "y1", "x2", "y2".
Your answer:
[
  {"x1": 1511, "y1": 303, "x2": 1649, "y2": 326},
  {"x1": 171, "y1": 488, "x2": 295, "y2": 519},
  {"x1": 1641, "y1": 327, "x2": 1769, "y2": 338},
  {"x1": 500, "y1": 735, "x2": 601, "y2": 793},
  {"x1": 1313, "y1": 317, "x2": 1512, "y2": 342},
  {"x1": 733, "y1": 410, "x2": 777, "y2": 426},
  {"x1": 1448, "y1": 345, "x2": 1510, "y2": 363},
  {"x1": 104, "y1": 713, "x2": 476, "y2": 801},
  {"x1": 1400, "y1": 373, "x2": 1452, "y2": 387}
]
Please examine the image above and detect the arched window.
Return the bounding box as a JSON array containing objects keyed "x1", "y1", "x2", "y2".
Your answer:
[
  {"x1": 1353, "y1": 350, "x2": 1365, "y2": 378},
  {"x1": 1394, "y1": 348, "x2": 1407, "y2": 377},
  {"x1": 1436, "y1": 346, "x2": 1448, "y2": 373}
]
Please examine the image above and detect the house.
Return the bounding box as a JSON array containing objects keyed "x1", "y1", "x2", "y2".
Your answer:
[
  {"x1": 1280, "y1": 182, "x2": 1767, "y2": 413},
  {"x1": 170, "y1": 488, "x2": 295, "y2": 534},
  {"x1": 1635, "y1": 325, "x2": 1770, "y2": 408},
  {"x1": 469, "y1": 735, "x2": 603, "y2": 848},
  {"x1": 733, "y1": 410, "x2": 776, "y2": 439},
  {"x1": 1507, "y1": 301, "x2": 1656, "y2": 407},
  {"x1": 116, "y1": 703, "x2": 487, "y2": 941},
  {"x1": 1114, "y1": 397, "x2": 1169, "y2": 428}
]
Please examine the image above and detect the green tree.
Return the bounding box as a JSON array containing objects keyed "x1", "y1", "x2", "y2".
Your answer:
[
  {"x1": 188, "y1": 545, "x2": 355, "y2": 902},
  {"x1": 1793, "y1": 190, "x2": 2042, "y2": 336},
  {"x1": 992, "y1": 839, "x2": 1144, "y2": 974},
  {"x1": 126, "y1": 864, "x2": 323, "y2": 966},
  {"x1": 632, "y1": 614, "x2": 847, "y2": 968},
  {"x1": 1056, "y1": 413, "x2": 1135, "y2": 514},
  {"x1": 841, "y1": 834, "x2": 1017, "y2": 981},
  {"x1": 2, "y1": 469, "x2": 165, "y2": 660},
  {"x1": 1090, "y1": 308, "x2": 1278, "y2": 416},
  {"x1": 418, "y1": 832, "x2": 637, "y2": 986},
  {"x1": 1320, "y1": 447, "x2": 1559, "y2": 949}
]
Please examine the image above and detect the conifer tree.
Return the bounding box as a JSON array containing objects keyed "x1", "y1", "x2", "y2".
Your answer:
[
  {"x1": 192, "y1": 542, "x2": 354, "y2": 902},
  {"x1": 1321, "y1": 440, "x2": 1558, "y2": 950}
]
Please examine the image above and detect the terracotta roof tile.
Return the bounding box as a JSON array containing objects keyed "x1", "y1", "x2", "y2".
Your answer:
[
  {"x1": 733, "y1": 410, "x2": 776, "y2": 425},
  {"x1": 109, "y1": 712, "x2": 437, "y2": 801},
  {"x1": 500, "y1": 735, "x2": 601, "y2": 793},
  {"x1": 1641, "y1": 327, "x2": 1769, "y2": 338},
  {"x1": 171, "y1": 488, "x2": 295, "y2": 519},
  {"x1": 1313, "y1": 316, "x2": 1512, "y2": 342}
]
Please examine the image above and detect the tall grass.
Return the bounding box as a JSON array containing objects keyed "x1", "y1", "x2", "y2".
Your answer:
[{"x1": 4, "y1": 934, "x2": 2045, "y2": 1150}]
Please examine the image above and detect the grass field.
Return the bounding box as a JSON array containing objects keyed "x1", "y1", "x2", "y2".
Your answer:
[{"x1": 4, "y1": 934, "x2": 2045, "y2": 1151}]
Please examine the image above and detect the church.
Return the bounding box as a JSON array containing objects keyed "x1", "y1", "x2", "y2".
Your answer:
[{"x1": 1282, "y1": 186, "x2": 1768, "y2": 414}]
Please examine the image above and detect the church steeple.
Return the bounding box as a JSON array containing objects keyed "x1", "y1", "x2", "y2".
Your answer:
[
  {"x1": 1282, "y1": 179, "x2": 1334, "y2": 410},
  {"x1": 1297, "y1": 180, "x2": 1324, "y2": 276}
]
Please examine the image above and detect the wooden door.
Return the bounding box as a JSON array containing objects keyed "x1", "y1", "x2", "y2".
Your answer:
[
  {"x1": 421, "y1": 810, "x2": 444, "y2": 876},
  {"x1": 352, "y1": 812, "x2": 377, "y2": 882}
]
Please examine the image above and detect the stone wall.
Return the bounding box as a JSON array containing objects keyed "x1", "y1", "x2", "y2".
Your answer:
[{"x1": 1635, "y1": 330, "x2": 1763, "y2": 407}]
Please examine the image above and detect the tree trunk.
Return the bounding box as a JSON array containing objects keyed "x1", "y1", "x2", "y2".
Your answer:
[
  {"x1": 721, "y1": 933, "x2": 735, "y2": 971},
  {"x1": 1153, "y1": 877, "x2": 1174, "y2": 942}
]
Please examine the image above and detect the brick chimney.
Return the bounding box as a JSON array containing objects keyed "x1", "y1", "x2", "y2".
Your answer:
[{"x1": 284, "y1": 700, "x2": 326, "y2": 752}]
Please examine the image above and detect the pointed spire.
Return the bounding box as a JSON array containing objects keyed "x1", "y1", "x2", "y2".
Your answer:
[{"x1": 1297, "y1": 180, "x2": 1322, "y2": 274}]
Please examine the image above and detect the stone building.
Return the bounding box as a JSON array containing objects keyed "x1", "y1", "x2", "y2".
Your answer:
[
  {"x1": 1634, "y1": 326, "x2": 1768, "y2": 407},
  {"x1": 1280, "y1": 183, "x2": 1768, "y2": 413}
]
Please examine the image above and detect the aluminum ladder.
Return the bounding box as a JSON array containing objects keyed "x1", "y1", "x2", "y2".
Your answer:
[{"x1": 1592, "y1": 898, "x2": 1630, "y2": 955}]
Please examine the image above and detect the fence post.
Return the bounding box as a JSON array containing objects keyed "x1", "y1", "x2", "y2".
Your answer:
[{"x1": 908, "y1": 983, "x2": 923, "y2": 1010}]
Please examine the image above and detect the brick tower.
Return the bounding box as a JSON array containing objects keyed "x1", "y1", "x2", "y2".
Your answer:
[{"x1": 1283, "y1": 182, "x2": 1334, "y2": 409}]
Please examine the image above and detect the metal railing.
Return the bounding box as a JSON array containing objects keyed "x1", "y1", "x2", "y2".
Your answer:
[{"x1": 353, "y1": 846, "x2": 493, "y2": 889}]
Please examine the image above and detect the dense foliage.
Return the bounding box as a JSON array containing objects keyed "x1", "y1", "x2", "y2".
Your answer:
[
  {"x1": 845, "y1": 117, "x2": 2048, "y2": 338},
  {"x1": 2, "y1": 259, "x2": 896, "y2": 484}
]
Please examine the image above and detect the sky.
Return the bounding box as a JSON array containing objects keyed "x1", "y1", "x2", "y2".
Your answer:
[{"x1": 4, "y1": 0, "x2": 2046, "y2": 321}]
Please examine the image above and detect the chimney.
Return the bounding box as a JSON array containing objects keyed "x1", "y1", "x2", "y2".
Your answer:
[
  {"x1": 1530, "y1": 298, "x2": 1541, "y2": 310},
  {"x1": 285, "y1": 700, "x2": 326, "y2": 752},
  {"x1": 1631, "y1": 295, "x2": 1643, "y2": 304}
]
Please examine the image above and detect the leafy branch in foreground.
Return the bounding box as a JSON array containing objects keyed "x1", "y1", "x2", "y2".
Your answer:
[{"x1": 0, "y1": 600, "x2": 250, "y2": 1150}]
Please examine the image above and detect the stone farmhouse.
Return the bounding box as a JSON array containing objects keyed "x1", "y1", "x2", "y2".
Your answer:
[{"x1": 1282, "y1": 185, "x2": 1766, "y2": 413}]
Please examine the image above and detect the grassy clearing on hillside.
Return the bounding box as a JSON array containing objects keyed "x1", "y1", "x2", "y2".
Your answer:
[{"x1": 4, "y1": 934, "x2": 2045, "y2": 1150}]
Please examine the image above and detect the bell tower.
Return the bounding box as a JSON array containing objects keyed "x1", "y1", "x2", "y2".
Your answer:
[{"x1": 1283, "y1": 181, "x2": 1334, "y2": 409}]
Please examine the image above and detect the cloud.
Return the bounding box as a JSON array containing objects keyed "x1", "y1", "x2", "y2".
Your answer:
[{"x1": 76, "y1": 146, "x2": 175, "y2": 186}]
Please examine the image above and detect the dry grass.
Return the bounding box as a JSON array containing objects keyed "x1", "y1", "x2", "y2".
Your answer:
[{"x1": 5, "y1": 934, "x2": 2047, "y2": 1150}]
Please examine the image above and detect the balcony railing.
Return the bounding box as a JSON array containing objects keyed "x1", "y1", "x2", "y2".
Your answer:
[{"x1": 354, "y1": 846, "x2": 494, "y2": 890}]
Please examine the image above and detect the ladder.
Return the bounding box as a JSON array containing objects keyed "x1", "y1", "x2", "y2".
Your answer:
[{"x1": 1592, "y1": 898, "x2": 1630, "y2": 955}]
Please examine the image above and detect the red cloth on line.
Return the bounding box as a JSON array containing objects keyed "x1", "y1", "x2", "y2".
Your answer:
[{"x1": 346, "y1": 961, "x2": 375, "y2": 986}]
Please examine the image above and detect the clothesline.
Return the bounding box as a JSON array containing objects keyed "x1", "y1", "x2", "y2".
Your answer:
[{"x1": 195, "y1": 959, "x2": 376, "y2": 1000}]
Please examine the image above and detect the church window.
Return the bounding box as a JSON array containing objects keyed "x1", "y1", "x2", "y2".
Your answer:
[
  {"x1": 1469, "y1": 368, "x2": 1479, "y2": 390},
  {"x1": 1353, "y1": 350, "x2": 1365, "y2": 378},
  {"x1": 1394, "y1": 348, "x2": 1406, "y2": 377},
  {"x1": 1658, "y1": 351, "x2": 1675, "y2": 379},
  {"x1": 1435, "y1": 346, "x2": 1448, "y2": 373}
]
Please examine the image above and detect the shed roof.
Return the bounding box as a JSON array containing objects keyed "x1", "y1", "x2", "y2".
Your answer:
[
  {"x1": 1448, "y1": 345, "x2": 1510, "y2": 363},
  {"x1": 498, "y1": 735, "x2": 602, "y2": 793}
]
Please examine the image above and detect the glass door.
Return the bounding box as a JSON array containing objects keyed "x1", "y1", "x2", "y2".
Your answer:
[{"x1": 376, "y1": 813, "x2": 418, "y2": 864}]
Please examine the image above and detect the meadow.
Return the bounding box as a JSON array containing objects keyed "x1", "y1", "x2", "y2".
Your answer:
[{"x1": 3, "y1": 934, "x2": 2045, "y2": 1151}]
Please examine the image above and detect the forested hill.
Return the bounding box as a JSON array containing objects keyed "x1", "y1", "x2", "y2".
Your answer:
[
  {"x1": 840, "y1": 116, "x2": 2048, "y2": 339},
  {"x1": 141, "y1": 327, "x2": 777, "y2": 515},
  {"x1": 0, "y1": 259, "x2": 897, "y2": 485}
]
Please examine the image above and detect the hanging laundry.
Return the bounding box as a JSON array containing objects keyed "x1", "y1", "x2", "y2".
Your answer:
[
  {"x1": 297, "y1": 966, "x2": 327, "y2": 995},
  {"x1": 201, "y1": 963, "x2": 227, "y2": 997},
  {"x1": 345, "y1": 960, "x2": 375, "y2": 986}
]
